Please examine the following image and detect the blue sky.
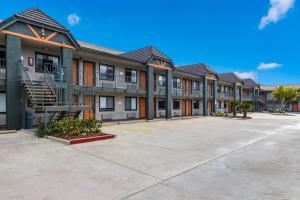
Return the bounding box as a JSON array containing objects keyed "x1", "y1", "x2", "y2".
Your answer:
[{"x1": 1, "y1": 0, "x2": 299, "y2": 85}]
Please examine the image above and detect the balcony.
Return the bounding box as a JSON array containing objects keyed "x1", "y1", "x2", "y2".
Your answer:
[
  {"x1": 95, "y1": 75, "x2": 145, "y2": 94},
  {"x1": 189, "y1": 89, "x2": 203, "y2": 98},
  {"x1": 217, "y1": 92, "x2": 234, "y2": 100},
  {"x1": 172, "y1": 88, "x2": 182, "y2": 97},
  {"x1": 243, "y1": 95, "x2": 254, "y2": 101},
  {"x1": 0, "y1": 58, "x2": 5, "y2": 80}
]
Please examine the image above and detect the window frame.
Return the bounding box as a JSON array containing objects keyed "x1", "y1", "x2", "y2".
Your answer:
[
  {"x1": 158, "y1": 75, "x2": 166, "y2": 87},
  {"x1": 0, "y1": 92, "x2": 6, "y2": 113},
  {"x1": 125, "y1": 68, "x2": 137, "y2": 83},
  {"x1": 173, "y1": 77, "x2": 181, "y2": 89},
  {"x1": 99, "y1": 64, "x2": 115, "y2": 81},
  {"x1": 99, "y1": 96, "x2": 115, "y2": 112},
  {"x1": 193, "y1": 100, "x2": 200, "y2": 109},
  {"x1": 35, "y1": 52, "x2": 60, "y2": 73},
  {"x1": 125, "y1": 97, "x2": 138, "y2": 111},
  {"x1": 158, "y1": 99, "x2": 166, "y2": 110},
  {"x1": 173, "y1": 99, "x2": 180, "y2": 110},
  {"x1": 193, "y1": 81, "x2": 200, "y2": 91}
]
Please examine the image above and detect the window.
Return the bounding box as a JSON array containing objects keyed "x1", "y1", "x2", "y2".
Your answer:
[
  {"x1": 173, "y1": 78, "x2": 181, "y2": 89},
  {"x1": 99, "y1": 64, "x2": 114, "y2": 81},
  {"x1": 36, "y1": 52, "x2": 59, "y2": 73},
  {"x1": 0, "y1": 93, "x2": 6, "y2": 113},
  {"x1": 125, "y1": 97, "x2": 137, "y2": 111},
  {"x1": 193, "y1": 101, "x2": 199, "y2": 109},
  {"x1": 193, "y1": 81, "x2": 200, "y2": 91},
  {"x1": 158, "y1": 99, "x2": 166, "y2": 110},
  {"x1": 217, "y1": 101, "x2": 222, "y2": 109},
  {"x1": 125, "y1": 68, "x2": 137, "y2": 83},
  {"x1": 173, "y1": 100, "x2": 180, "y2": 110},
  {"x1": 224, "y1": 102, "x2": 227, "y2": 109},
  {"x1": 158, "y1": 75, "x2": 166, "y2": 87},
  {"x1": 217, "y1": 85, "x2": 222, "y2": 93},
  {"x1": 99, "y1": 96, "x2": 114, "y2": 111}
]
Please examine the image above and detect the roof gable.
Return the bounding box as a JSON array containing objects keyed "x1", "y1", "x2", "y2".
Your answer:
[
  {"x1": 243, "y1": 78, "x2": 258, "y2": 88},
  {"x1": 176, "y1": 64, "x2": 217, "y2": 78},
  {"x1": 0, "y1": 8, "x2": 80, "y2": 49},
  {"x1": 16, "y1": 8, "x2": 66, "y2": 31},
  {"x1": 120, "y1": 46, "x2": 174, "y2": 69},
  {"x1": 219, "y1": 72, "x2": 243, "y2": 84}
]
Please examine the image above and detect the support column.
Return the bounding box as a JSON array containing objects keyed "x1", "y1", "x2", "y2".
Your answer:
[
  {"x1": 213, "y1": 80, "x2": 218, "y2": 113},
  {"x1": 252, "y1": 88, "x2": 256, "y2": 111},
  {"x1": 166, "y1": 69, "x2": 172, "y2": 119},
  {"x1": 146, "y1": 65, "x2": 154, "y2": 120},
  {"x1": 239, "y1": 86, "x2": 243, "y2": 113},
  {"x1": 6, "y1": 35, "x2": 22, "y2": 130},
  {"x1": 233, "y1": 84, "x2": 237, "y2": 101},
  {"x1": 61, "y1": 47, "x2": 73, "y2": 106},
  {"x1": 203, "y1": 77, "x2": 208, "y2": 116}
]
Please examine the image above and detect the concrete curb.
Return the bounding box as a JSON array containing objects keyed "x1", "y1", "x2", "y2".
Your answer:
[
  {"x1": 46, "y1": 134, "x2": 117, "y2": 145},
  {"x1": 0, "y1": 130, "x2": 17, "y2": 134}
]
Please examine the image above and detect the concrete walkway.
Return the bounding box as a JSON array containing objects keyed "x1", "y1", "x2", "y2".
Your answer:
[{"x1": 1, "y1": 113, "x2": 300, "y2": 199}]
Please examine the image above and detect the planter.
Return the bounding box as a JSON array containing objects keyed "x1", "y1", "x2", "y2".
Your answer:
[{"x1": 47, "y1": 134, "x2": 116, "y2": 145}]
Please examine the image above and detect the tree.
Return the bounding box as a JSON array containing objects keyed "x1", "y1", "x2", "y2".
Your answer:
[
  {"x1": 241, "y1": 102, "x2": 253, "y2": 118},
  {"x1": 272, "y1": 86, "x2": 299, "y2": 110},
  {"x1": 285, "y1": 87, "x2": 299, "y2": 102},
  {"x1": 230, "y1": 100, "x2": 240, "y2": 117}
]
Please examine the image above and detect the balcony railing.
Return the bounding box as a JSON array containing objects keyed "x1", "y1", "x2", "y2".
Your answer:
[
  {"x1": 217, "y1": 92, "x2": 234, "y2": 100},
  {"x1": 243, "y1": 95, "x2": 254, "y2": 101},
  {"x1": 0, "y1": 58, "x2": 5, "y2": 80}
]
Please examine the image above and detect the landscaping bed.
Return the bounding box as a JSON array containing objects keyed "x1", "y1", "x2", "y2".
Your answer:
[{"x1": 36, "y1": 119, "x2": 116, "y2": 145}]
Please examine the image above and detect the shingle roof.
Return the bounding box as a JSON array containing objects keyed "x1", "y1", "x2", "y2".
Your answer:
[
  {"x1": 78, "y1": 41, "x2": 124, "y2": 55},
  {"x1": 175, "y1": 64, "x2": 217, "y2": 77},
  {"x1": 120, "y1": 46, "x2": 172, "y2": 63},
  {"x1": 219, "y1": 73, "x2": 243, "y2": 84},
  {"x1": 16, "y1": 8, "x2": 66, "y2": 30},
  {"x1": 261, "y1": 84, "x2": 300, "y2": 91},
  {"x1": 243, "y1": 78, "x2": 258, "y2": 88}
]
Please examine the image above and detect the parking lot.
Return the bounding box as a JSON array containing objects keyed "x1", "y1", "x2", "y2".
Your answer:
[{"x1": 1, "y1": 113, "x2": 300, "y2": 199}]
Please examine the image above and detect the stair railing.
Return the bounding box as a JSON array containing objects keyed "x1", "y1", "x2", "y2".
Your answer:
[{"x1": 19, "y1": 61, "x2": 35, "y2": 104}]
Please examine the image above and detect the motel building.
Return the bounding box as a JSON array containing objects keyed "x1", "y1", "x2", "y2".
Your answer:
[{"x1": 0, "y1": 8, "x2": 269, "y2": 130}]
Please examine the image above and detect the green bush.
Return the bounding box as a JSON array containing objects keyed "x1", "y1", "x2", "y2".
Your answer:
[
  {"x1": 216, "y1": 112, "x2": 228, "y2": 117},
  {"x1": 36, "y1": 119, "x2": 102, "y2": 138}
]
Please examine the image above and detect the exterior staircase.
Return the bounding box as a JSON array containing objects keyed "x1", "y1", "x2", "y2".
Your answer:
[{"x1": 24, "y1": 81, "x2": 56, "y2": 107}]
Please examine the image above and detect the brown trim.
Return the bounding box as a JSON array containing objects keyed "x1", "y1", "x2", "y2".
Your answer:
[
  {"x1": 26, "y1": 24, "x2": 41, "y2": 39},
  {"x1": 45, "y1": 32, "x2": 58, "y2": 41},
  {"x1": 0, "y1": 30, "x2": 76, "y2": 50},
  {"x1": 148, "y1": 63, "x2": 172, "y2": 70}
]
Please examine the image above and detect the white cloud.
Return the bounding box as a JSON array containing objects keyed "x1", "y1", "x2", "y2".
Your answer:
[
  {"x1": 67, "y1": 13, "x2": 80, "y2": 26},
  {"x1": 234, "y1": 71, "x2": 258, "y2": 80},
  {"x1": 259, "y1": 0, "x2": 295, "y2": 30},
  {"x1": 257, "y1": 62, "x2": 282, "y2": 70}
]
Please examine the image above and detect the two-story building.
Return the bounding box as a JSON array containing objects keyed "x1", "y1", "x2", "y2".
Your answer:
[{"x1": 0, "y1": 8, "x2": 263, "y2": 130}]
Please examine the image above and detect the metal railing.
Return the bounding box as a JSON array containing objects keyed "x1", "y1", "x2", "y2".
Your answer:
[
  {"x1": 243, "y1": 95, "x2": 254, "y2": 101},
  {"x1": 0, "y1": 58, "x2": 6, "y2": 80},
  {"x1": 19, "y1": 61, "x2": 34, "y2": 97},
  {"x1": 217, "y1": 92, "x2": 234, "y2": 100}
]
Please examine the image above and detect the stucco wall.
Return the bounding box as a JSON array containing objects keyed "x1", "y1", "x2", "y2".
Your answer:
[
  {"x1": 95, "y1": 94, "x2": 139, "y2": 121},
  {"x1": 22, "y1": 45, "x2": 60, "y2": 81}
]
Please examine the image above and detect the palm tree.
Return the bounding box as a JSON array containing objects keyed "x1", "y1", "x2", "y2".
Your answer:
[
  {"x1": 230, "y1": 100, "x2": 240, "y2": 117},
  {"x1": 241, "y1": 102, "x2": 253, "y2": 118}
]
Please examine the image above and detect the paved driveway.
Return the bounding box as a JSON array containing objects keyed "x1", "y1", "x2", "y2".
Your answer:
[{"x1": 1, "y1": 113, "x2": 300, "y2": 199}]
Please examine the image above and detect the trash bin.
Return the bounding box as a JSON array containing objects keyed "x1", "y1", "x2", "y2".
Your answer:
[
  {"x1": 54, "y1": 66, "x2": 64, "y2": 82},
  {"x1": 25, "y1": 111, "x2": 34, "y2": 129}
]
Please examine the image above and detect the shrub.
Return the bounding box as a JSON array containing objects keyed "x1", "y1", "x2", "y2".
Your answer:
[
  {"x1": 216, "y1": 112, "x2": 228, "y2": 117},
  {"x1": 36, "y1": 119, "x2": 103, "y2": 138}
]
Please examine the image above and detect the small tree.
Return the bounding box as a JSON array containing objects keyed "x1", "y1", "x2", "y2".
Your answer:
[
  {"x1": 230, "y1": 100, "x2": 240, "y2": 117},
  {"x1": 272, "y1": 86, "x2": 285, "y2": 110},
  {"x1": 272, "y1": 86, "x2": 299, "y2": 110},
  {"x1": 241, "y1": 102, "x2": 253, "y2": 118},
  {"x1": 284, "y1": 87, "x2": 299, "y2": 103}
]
